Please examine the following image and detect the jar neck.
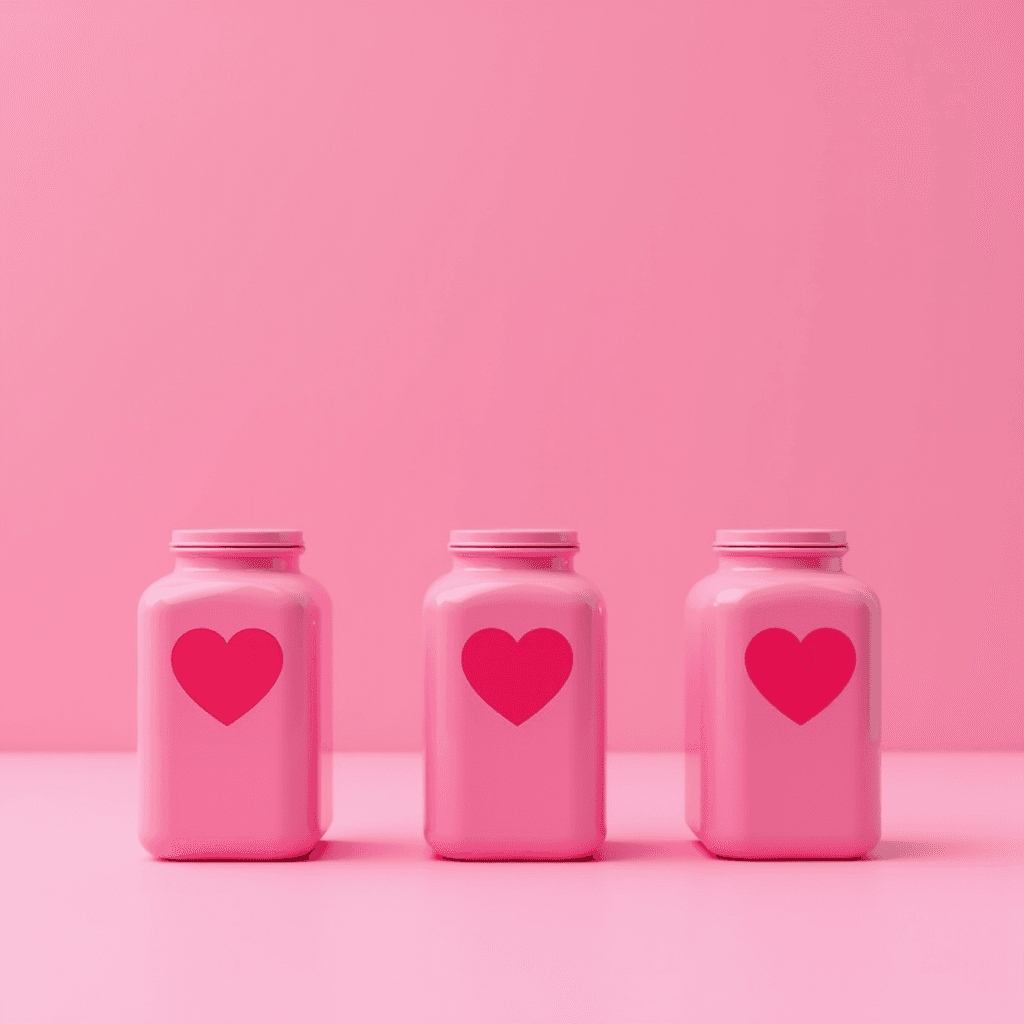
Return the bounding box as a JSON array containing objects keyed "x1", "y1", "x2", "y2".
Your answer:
[
  {"x1": 715, "y1": 548, "x2": 846, "y2": 572},
  {"x1": 173, "y1": 549, "x2": 303, "y2": 572},
  {"x1": 451, "y1": 548, "x2": 577, "y2": 572}
]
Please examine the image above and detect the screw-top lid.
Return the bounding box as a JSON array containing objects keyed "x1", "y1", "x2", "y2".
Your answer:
[
  {"x1": 714, "y1": 529, "x2": 847, "y2": 548},
  {"x1": 171, "y1": 528, "x2": 304, "y2": 549},
  {"x1": 449, "y1": 528, "x2": 579, "y2": 549}
]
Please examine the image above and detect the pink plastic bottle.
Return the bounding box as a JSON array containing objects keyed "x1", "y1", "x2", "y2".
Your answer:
[
  {"x1": 138, "y1": 529, "x2": 332, "y2": 859},
  {"x1": 424, "y1": 529, "x2": 606, "y2": 860},
  {"x1": 684, "y1": 529, "x2": 880, "y2": 859}
]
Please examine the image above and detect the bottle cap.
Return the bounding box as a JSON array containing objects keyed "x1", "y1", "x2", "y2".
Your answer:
[
  {"x1": 170, "y1": 528, "x2": 304, "y2": 549},
  {"x1": 449, "y1": 529, "x2": 579, "y2": 549},
  {"x1": 714, "y1": 529, "x2": 847, "y2": 549}
]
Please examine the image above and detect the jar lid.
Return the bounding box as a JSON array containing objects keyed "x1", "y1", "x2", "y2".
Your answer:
[
  {"x1": 449, "y1": 528, "x2": 579, "y2": 549},
  {"x1": 714, "y1": 528, "x2": 847, "y2": 548},
  {"x1": 171, "y1": 528, "x2": 304, "y2": 549}
]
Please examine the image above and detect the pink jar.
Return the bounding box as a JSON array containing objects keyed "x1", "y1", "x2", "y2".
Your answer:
[
  {"x1": 138, "y1": 529, "x2": 332, "y2": 860},
  {"x1": 424, "y1": 529, "x2": 606, "y2": 860},
  {"x1": 684, "y1": 529, "x2": 880, "y2": 859}
]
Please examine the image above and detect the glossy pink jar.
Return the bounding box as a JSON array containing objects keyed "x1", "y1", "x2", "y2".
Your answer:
[
  {"x1": 138, "y1": 529, "x2": 332, "y2": 860},
  {"x1": 424, "y1": 529, "x2": 606, "y2": 860},
  {"x1": 684, "y1": 529, "x2": 880, "y2": 859}
]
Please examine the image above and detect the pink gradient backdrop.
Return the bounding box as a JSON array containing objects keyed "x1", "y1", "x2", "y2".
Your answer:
[{"x1": 1, "y1": 2, "x2": 1021, "y2": 751}]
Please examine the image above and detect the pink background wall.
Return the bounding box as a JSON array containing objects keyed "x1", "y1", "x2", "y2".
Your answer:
[{"x1": 2, "y1": 1, "x2": 1021, "y2": 751}]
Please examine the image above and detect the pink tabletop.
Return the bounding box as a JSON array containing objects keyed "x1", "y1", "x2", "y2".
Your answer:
[{"x1": 1, "y1": 752, "x2": 1021, "y2": 1023}]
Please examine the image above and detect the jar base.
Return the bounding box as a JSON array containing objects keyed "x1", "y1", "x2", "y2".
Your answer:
[
  {"x1": 698, "y1": 833, "x2": 879, "y2": 861},
  {"x1": 427, "y1": 832, "x2": 604, "y2": 862},
  {"x1": 141, "y1": 829, "x2": 324, "y2": 862}
]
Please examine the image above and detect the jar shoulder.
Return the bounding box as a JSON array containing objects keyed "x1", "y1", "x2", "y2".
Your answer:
[
  {"x1": 424, "y1": 568, "x2": 605, "y2": 613},
  {"x1": 139, "y1": 569, "x2": 330, "y2": 615},
  {"x1": 685, "y1": 567, "x2": 880, "y2": 614}
]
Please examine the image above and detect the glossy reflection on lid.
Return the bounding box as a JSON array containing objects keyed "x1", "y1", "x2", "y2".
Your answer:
[
  {"x1": 449, "y1": 529, "x2": 579, "y2": 549},
  {"x1": 714, "y1": 529, "x2": 847, "y2": 548},
  {"x1": 170, "y1": 528, "x2": 305, "y2": 549}
]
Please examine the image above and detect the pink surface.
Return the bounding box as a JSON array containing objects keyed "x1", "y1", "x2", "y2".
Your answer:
[
  {"x1": 0, "y1": 752, "x2": 1021, "y2": 1023},
  {"x1": 1, "y1": 2, "x2": 1022, "y2": 751}
]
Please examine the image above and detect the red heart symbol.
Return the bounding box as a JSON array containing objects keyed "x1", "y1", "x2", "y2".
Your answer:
[
  {"x1": 171, "y1": 628, "x2": 283, "y2": 726},
  {"x1": 461, "y1": 628, "x2": 573, "y2": 726},
  {"x1": 744, "y1": 628, "x2": 856, "y2": 725}
]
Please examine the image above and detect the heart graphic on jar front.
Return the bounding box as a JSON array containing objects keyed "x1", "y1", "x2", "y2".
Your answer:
[
  {"x1": 744, "y1": 627, "x2": 857, "y2": 725},
  {"x1": 461, "y1": 628, "x2": 574, "y2": 725},
  {"x1": 171, "y1": 628, "x2": 284, "y2": 725}
]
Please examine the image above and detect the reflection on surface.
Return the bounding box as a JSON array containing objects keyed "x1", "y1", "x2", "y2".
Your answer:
[
  {"x1": 596, "y1": 839, "x2": 714, "y2": 862},
  {"x1": 868, "y1": 838, "x2": 1017, "y2": 861},
  {"x1": 307, "y1": 839, "x2": 429, "y2": 861}
]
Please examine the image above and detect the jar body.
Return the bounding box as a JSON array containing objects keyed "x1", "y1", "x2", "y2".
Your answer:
[
  {"x1": 138, "y1": 541, "x2": 332, "y2": 860},
  {"x1": 424, "y1": 543, "x2": 606, "y2": 859},
  {"x1": 684, "y1": 542, "x2": 880, "y2": 859}
]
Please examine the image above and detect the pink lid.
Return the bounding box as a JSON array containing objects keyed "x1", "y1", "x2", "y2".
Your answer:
[
  {"x1": 170, "y1": 528, "x2": 304, "y2": 549},
  {"x1": 714, "y1": 529, "x2": 847, "y2": 548},
  {"x1": 449, "y1": 529, "x2": 579, "y2": 549}
]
